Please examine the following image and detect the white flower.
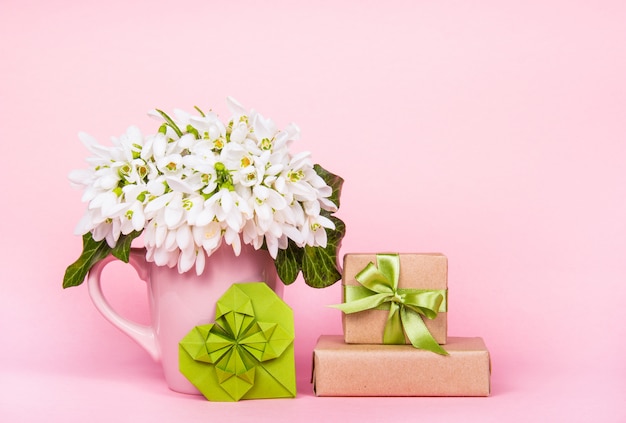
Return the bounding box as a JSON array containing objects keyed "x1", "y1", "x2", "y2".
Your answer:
[
  {"x1": 221, "y1": 140, "x2": 265, "y2": 188},
  {"x1": 115, "y1": 126, "x2": 144, "y2": 162},
  {"x1": 250, "y1": 184, "x2": 287, "y2": 232},
  {"x1": 70, "y1": 97, "x2": 340, "y2": 275},
  {"x1": 189, "y1": 111, "x2": 226, "y2": 141},
  {"x1": 302, "y1": 214, "x2": 335, "y2": 248},
  {"x1": 193, "y1": 221, "x2": 223, "y2": 255},
  {"x1": 201, "y1": 188, "x2": 251, "y2": 233},
  {"x1": 119, "y1": 184, "x2": 148, "y2": 234}
]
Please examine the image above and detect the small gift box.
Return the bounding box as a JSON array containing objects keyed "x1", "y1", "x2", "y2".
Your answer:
[
  {"x1": 312, "y1": 335, "x2": 490, "y2": 397},
  {"x1": 334, "y1": 253, "x2": 448, "y2": 351},
  {"x1": 179, "y1": 282, "x2": 296, "y2": 402}
]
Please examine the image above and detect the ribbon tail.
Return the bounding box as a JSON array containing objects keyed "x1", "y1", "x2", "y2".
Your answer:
[
  {"x1": 382, "y1": 303, "x2": 405, "y2": 344},
  {"x1": 400, "y1": 307, "x2": 448, "y2": 355},
  {"x1": 329, "y1": 293, "x2": 390, "y2": 314}
]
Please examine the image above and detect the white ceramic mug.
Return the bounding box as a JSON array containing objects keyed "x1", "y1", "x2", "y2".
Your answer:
[{"x1": 87, "y1": 244, "x2": 282, "y2": 394}]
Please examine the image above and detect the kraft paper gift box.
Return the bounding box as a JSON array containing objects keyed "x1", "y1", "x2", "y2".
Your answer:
[
  {"x1": 312, "y1": 335, "x2": 491, "y2": 397},
  {"x1": 339, "y1": 253, "x2": 448, "y2": 347},
  {"x1": 179, "y1": 283, "x2": 296, "y2": 402}
]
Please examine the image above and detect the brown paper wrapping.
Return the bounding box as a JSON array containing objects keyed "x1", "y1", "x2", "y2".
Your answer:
[
  {"x1": 312, "y1": 335, "x2": 491, "y2": 397},
  {"x1": 342, "y1": 253, "x2": 448, "y2": 345}
]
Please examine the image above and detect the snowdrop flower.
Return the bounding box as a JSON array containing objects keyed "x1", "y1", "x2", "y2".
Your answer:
[
  {"x1": 202, "y1": 188, "x2": 251, "y2": 234},
  {"x1": 250, "y1": 184, "x2": 287, "y2": 232},
  {"x1": 119, "y1": 184, "x2": 148, "y2": 234},
  {"x1": 69, "y1": 97, "x2": 341, "y2": 279}
]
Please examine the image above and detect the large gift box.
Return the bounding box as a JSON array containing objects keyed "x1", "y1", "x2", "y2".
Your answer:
[
  {"x1": 179, "y1": 282, "x2": 296, "y2": 402},
  {"x1": 339, "y1": 253, "x2": 448, "y2": 347},
  {"x1": 312, "y1": 335, "x2": 491, "y2": 397}
]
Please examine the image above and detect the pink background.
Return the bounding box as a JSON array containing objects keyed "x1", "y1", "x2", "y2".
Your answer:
[{"x1": 1, "y1": 1, "x2": 625, "y2": 421}]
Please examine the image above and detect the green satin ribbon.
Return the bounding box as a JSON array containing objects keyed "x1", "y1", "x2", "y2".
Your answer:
[{"x1": 332, "y1": 253, "x2": 448, "y2": 355}]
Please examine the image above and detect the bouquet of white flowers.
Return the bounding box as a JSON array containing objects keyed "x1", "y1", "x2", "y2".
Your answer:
[{"x1": 64, "y1": 97, "x2": 344, "y2": 288}]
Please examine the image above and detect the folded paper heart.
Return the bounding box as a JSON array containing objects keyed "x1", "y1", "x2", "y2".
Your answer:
[
  {"x1": 331, "y1": 253, "x2": 448, "y2": 355},
  {"x1": 179, "y1": 282, "x2": 296, "y2": 401}
]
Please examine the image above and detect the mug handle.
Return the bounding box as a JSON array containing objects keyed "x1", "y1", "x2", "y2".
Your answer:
[{"x1": 87, "y1": 248, "x2": 160, "y2": 362}]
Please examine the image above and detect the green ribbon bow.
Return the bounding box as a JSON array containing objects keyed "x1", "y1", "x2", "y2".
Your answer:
[
  {"x1": 179, "y1": 283, "x2": 296, "y2": 401},
  {"x1": 332, "y1": 253, "x2": 448, "y2": 355}
]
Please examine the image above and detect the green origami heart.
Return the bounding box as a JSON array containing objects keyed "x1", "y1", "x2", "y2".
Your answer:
[{"x1": 179, "y1": 282, "x2": 296, "y2": 401}]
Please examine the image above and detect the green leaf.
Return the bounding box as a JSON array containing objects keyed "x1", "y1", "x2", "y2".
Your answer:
[
  {"x1": 62, "y1": 233, "x2": 113, "y2": 288},
  {"x1": 301, "y1": 215, "x2": 346, "y2": 288},
  {"x1": 193, "y1": 105, "x2": 206, "y2": 117},
  {"x1": 314, "y1": 164, "x2": 344, "y2": 209},
  {"x1": 272, "y1": 165, "x2": 346, "y2": 288},
  {"x1": 63, "y1": 231, "x2": 142, "y2": 288},
  {"x1": 111, "y1": 231, "x2": 142, "y2": 262},
  {"x1": 274, "y1": 240, "x2": 304, "y2": 285},
  {"x1": 155, "y1": 109, "x2": 183, "y2": 137}
]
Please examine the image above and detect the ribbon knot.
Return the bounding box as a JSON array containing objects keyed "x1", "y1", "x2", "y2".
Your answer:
[
  {"x1": 332, "y1": 253, "x2": 448, "y2": 355},
  {"x1": 391, "y1": 293, "x2": 404, "y2": 304}
]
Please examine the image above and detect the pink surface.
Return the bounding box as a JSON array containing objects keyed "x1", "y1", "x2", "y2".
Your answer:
[{"x1": 1, "y1": 1, "x2": 625, "y2": 421}]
